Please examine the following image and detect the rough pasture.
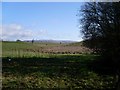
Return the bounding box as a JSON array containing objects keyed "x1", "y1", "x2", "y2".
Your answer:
[
  {"x1": 2, "y1": 41, "x2": 115, "y2": 89},
  {"x1": 2, "y1": 41, "x2": 91, "y2": 57}
]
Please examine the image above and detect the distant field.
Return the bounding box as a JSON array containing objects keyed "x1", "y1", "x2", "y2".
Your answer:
[
  {"x1": 2, "y1": 41, "x2": 115, "y2": 89},
  {"x1": 2, "y1": 41, "x2": 91, "y2": 57}
]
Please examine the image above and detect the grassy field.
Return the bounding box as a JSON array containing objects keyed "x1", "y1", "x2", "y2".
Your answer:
[
  {"x1": 2, "y1": 41, "x2": 115, "y2": 89},
  {"x1": 2, "y1": 41, "x2": 91, "y2": 57}
]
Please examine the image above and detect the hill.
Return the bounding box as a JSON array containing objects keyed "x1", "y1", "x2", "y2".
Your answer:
[{"x1": 24, "y1": 39, "x2": 77, "y2": 44}]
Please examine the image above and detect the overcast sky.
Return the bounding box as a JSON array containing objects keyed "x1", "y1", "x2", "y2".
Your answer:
[{"x1": 2, "y1": 2, "x2": 83, "y2": 41}]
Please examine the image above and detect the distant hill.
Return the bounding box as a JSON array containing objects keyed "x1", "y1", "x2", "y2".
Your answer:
[
  {"x1": 67, "y1": 41, "x2": 84, "y2": 46},
  {"x1": 24, "y1": 39, "x2": 78, "y2": 44}
]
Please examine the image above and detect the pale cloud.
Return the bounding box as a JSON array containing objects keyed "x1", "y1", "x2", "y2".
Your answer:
[{"x1": 1, "y1": 24, "x2": 47, "y2": 41}]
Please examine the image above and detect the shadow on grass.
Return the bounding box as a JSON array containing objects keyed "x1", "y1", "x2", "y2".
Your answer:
[
  {"x1": 88, "y1": 57, "x2": 118, "y2": 76},
  {"x1": 2, "y1": 55, "x2": 115, "y2": 89},
  {"x1": 3, "y1": 54, "x2": 116, "y2": 78},
  {"x1": 3, "y1": 55, "x2": 95, "y2": 77}
]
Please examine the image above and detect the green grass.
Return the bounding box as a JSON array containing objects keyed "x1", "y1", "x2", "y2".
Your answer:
[
  {"x1": 67, "y1": 41, "x2": 83, "y2": 46},
  {"x1": 2, "y1": 55, "x2": 115, "y2": 89},
  {"x1": 2, "y1": 41, "x2": 64, "y2": 57},
  {"x1": 2, "y1": 41, "x2": 61, "y2": 51},
  {"x1": 2, "y1": 41, "x2": 115, "y2": 89}
]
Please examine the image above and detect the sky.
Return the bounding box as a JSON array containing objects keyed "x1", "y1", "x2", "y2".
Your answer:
[{"x1": 2, "y1": 2, "x2": 84, "y2": 41}]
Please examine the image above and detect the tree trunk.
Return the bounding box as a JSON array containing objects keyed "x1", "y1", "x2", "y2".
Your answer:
[{"x1": 116, "y1": 70, "x2": 120, "y2": 90}]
